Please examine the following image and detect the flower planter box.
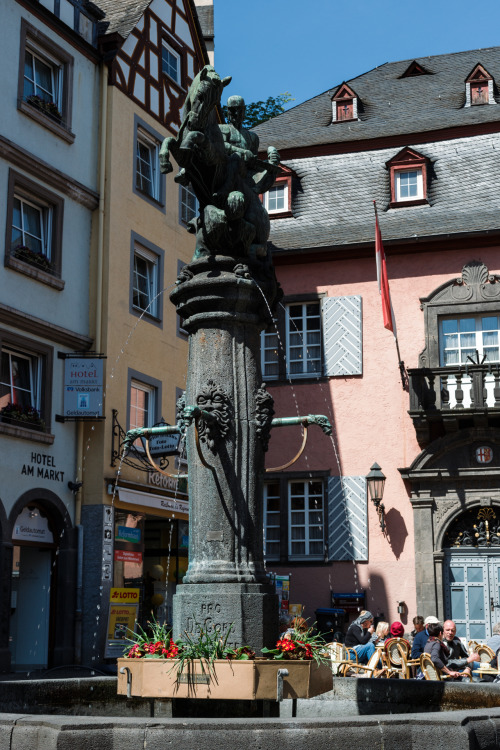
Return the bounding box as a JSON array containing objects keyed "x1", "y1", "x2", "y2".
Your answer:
[{"x1": 117, "y1": 657, "x2": 332, "y2": 700}]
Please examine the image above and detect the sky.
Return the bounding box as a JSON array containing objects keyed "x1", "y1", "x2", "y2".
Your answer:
[{"x1": 214, "y1": 0, "x2": 500, "y2": 109}]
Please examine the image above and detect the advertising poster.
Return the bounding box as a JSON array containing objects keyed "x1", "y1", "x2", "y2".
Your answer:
[
  {"x1": 104, "y1": 588, "x2": 139, "y2": 658},
  {"x1": 273, "y1": 574, "x2": 290, "y2": 615}
]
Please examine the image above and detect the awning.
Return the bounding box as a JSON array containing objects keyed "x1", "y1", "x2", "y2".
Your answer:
[{"x1": 115, "y1": 487, "x2": 189, "y2": 520}]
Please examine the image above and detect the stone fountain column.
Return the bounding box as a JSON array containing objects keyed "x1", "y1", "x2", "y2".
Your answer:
[{"x1": 170, "y1": 255, "x2": 279, "y2": 652}]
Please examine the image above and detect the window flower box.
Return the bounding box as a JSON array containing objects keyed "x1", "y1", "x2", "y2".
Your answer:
[
  {"x1": 117, "y1": 657, "x2": 332, "y2": 700},
  {"x1": 0, "y1": 404, "x2": 45, "y2": 431},
  {"x1": 26, "y1": 94, "x2": 62, "y2": 122},
  {"x1": 12, "y1": 245, "x2": 54, "y2": 274}
]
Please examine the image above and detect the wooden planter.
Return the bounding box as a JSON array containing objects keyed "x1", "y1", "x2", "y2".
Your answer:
[{"x1": 117, "y1": 657, "x2": 333, "y2": 700}]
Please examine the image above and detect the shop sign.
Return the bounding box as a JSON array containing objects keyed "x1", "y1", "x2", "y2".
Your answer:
[
  {"x1": 148, "y1": 471, "x2": 188, "y2": 496},
  {"x1": 118, "y1": 487, "x2": 189, "y2": 516},
  {"x1": 62, "y1": 357, "x2": 104, "y2": 418},
  {"x1": 148, "y1": 430, "x2": 181, "y2": 457},
  {"x1": 105, "y1": 587, "x2": 140, "y2": 658},
  {"x1": 114, "y1": 550, "x2": 142, "y2": 564},
  {"x1": 115, "y1": 526, "x2": 141, "y2": 543},
  {"x1": 12, "y1": 506, "x2": 54, "y2": 544},
  {"x1": 110, "y1": 587, "x2": 140, "y2": 603}
]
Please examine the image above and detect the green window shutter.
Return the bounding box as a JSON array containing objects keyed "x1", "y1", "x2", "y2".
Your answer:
[
  {"x1": 327, "y1": 476, "x2": 368, "y2": 561},
  {"x1": 322, "y1": 296, "x2": 362, "y2": 376}
]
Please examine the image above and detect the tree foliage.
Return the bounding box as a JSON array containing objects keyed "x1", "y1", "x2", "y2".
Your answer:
[{"x1": 222, "y1": 92, "x2": 294, "y2": 129}]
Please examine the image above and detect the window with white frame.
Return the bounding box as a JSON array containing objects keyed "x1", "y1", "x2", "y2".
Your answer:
[
  {"x1": 264, "y1": 482, "x2": 281, "y2": 561},
  {"x1": 179, "y1": 183, "x2": 198, "y2": 225},
  {"x1": 162, "y1": 43, "x2": 180, "y2": 84},
  {"x1": 23, "y1": 46, "x2": 62, "y2": 112},
  {"x1": 264, "y1": 183, "x2": 288, "y2": 214},
  {"x1": 287, "y1": 302, "x2": 322, "y2": 377},
  {"x1": 136, "y1": 131, "x2": 160, "y2": 200},
  {"x1": 129, "y1": 380, "x2": 155, "y2": 450},
  {"x1": 440, "y1": 315, "x2": 500, "y2": 366},
  {"x1": 12, "y1": 193, "x2": 52, "y2": 263},
  {"x1": 395, "y1": 168, "x2": 423, "y2": 202},
  {"x1": 288, "y1": 480, "x2": 324, "y2": 559},
  {"x1": 18, "y1": 21, "x2": 74, "y2": 136},
  {"x1": 0, "y1": 347, "x2": 41, "y2": 412},
  {"x1": 132, "y1": 246, "x2": 159, "y2": 317}
]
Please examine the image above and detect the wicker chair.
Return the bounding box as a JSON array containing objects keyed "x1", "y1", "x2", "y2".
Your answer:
[
  {"x1": 420, "y1": 652, "x2": 442, "y2": 680},
  {"x1": 384, "y1": 637, "x2": 420, "y2": 678},
  {"x1": 476, "y1": 644, "x2": 496, "y2": 664},
  {"x1": 341, "y1": 647, "x2": 394, "y2": 678},
  {"x1": 326, "y1": 641, "x2": 358, "y2": 676}
]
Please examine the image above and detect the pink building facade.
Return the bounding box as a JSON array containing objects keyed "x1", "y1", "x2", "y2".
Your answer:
[{"x1": 255, "y1": 48, "x2": 500, "y2": 641}]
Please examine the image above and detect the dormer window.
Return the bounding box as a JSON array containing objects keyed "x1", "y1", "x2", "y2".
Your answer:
[
  {"x1": 386, "y1": 147, "x2": 430, "y2": 208},
  {"x1": 465, "y1": 64, "x2": 495, "y2": 107},
  {"x1": 331, "y1": 83, "x2": 358, "y2": 123},
  {"x1": 400, "y1": 61, "x2": 431, "y2": 78},
  {"x1": 261, "y1": 165, "x2": 293, "y2": 218}
]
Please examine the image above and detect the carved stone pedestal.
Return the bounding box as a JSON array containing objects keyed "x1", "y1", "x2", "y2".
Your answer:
[{"x1": 170, "y1": 255, "x2": 280, "y2": 652}]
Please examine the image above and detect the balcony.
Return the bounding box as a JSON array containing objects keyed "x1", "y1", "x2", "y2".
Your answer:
[{"x1": 408, "y1": 364, "x2": 500, "y2": 445}]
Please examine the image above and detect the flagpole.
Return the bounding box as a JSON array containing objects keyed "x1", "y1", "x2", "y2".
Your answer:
[{"x1": 373, "y1": 201, "x2": 408, "y2": 391}]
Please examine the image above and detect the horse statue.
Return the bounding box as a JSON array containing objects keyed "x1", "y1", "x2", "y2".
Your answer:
[{"x1": 159, "y1": 65, "x2": 281, "y2": 261}]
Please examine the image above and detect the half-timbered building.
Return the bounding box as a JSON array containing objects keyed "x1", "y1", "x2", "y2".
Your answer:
[{"x1": 254, "y1": 47, "x2": 500, "y2": 641}]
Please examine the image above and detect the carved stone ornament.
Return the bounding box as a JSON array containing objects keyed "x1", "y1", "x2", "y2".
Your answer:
[
  {"x1": 196, "y1": 380, "x2": 231, "y2": 451},
  {"x1": 444, "y1": 505, "x2": 500, "y2": 548},
  {"x1": 176, "y1": 391, "x2": 188, "y2": 436},
  {"x1": 254, "y1": 384, "x2": 275, "y2": 452},
  {"x1": 434, "y1": 498, "x2": 459, "y2": 529}
]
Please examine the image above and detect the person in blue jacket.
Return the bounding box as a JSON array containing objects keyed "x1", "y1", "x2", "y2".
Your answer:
[{"x1": 411, "y1": 615, "x2": 439, "y2": 659}]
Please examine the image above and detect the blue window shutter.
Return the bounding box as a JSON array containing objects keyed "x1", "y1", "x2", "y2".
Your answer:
[
  {"x1": 327, "y1": 476, "x2": 368, "y2": 561},
  {"x1": 322, "y1": 296, "x2": 362, "y2": 376}
]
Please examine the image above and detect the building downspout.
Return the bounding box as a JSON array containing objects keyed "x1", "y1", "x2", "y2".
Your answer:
[{"x1": 75, "y1": 61, "x2": 108, "y2": 665}]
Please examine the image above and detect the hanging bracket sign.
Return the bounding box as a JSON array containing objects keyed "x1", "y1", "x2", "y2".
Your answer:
[{"x1": 57, "y1": 353, "x2": 105, "y2": 421}]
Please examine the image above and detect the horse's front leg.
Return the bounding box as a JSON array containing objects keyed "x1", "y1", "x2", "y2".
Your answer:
[{"x1": 159, "y1": 136, "x2": 176, "y2": 174}]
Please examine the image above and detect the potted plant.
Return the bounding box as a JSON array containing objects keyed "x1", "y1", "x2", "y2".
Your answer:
[
  {"x1": 12, "y1": 245, "x2": 53, "y2": 273},
  {"x1": 117, "y1": 617, "x2": 333, "y2": 700},
  {"x1": 0, "y1": 403, "x2": 45, "y2": 431},
  {"x1": 26, "y1": 94, "x2": 62, "y2": 121}
]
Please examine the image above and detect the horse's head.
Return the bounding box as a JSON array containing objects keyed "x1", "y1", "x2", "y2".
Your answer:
[{"x1": 186, "y1": 65, "x2": 231, "y2": 131}]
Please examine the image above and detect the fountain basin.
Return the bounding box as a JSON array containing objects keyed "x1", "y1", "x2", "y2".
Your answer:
[{"x1": 117, "y1": 658, "x2": 332, "y2": 700}]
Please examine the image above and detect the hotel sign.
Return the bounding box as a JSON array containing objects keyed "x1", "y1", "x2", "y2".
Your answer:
[{"x1": 62, "y1": 357, "x2": 104, "y2": 419}]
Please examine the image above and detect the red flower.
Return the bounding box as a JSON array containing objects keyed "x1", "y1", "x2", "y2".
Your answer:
[
  {"x1": 127, "y1": 644, "x2": 143, "y2": 658},
  {"x1": 276, "y1": 638, "x2": 296, "y2": 652}
]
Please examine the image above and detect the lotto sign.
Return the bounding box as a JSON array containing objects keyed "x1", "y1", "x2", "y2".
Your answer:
[
  {"x1": 110, "y1": 587, "x2": 140, "y2": 603},
  {"x1": 114, "y1": 550, "x2": 143, "y2": 564},
  {"x1": 476, "y1": 446, "x2": 493, "y2": 464}
]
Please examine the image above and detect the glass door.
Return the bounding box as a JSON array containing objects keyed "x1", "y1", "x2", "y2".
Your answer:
[{"x1": 445, "y1": 556, "x2": 489, "y2": 640}]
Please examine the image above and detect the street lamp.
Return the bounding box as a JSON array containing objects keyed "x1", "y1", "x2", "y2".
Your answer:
[{"x1": 366, "y1": 462, "x2": 386, "y2": 533}]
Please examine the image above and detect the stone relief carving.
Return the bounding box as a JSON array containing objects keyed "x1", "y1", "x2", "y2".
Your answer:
[
  {"x1": 254, "y1": 384, "x2": 275, "y2": 452},
  {"x1": 196, "y1": 380, "x2": 231, "y2": 451}
]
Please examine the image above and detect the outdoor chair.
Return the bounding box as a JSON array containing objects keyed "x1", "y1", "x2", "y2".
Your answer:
[
  {"x1": 476, "y1": 644, "x2": 495, "y2": 664},
  {"x1": 341, "y1": 647, "x2": 396, "y2": 678},
  {"x1": 384, "y1": 637, "x2": 420, "y2": 678},
  {"x1": 326, "y1": 642, "x2": 358, "y2": 676},
  {"x1": 419, "y1": 652, "x2": 472, "y2": 681}
]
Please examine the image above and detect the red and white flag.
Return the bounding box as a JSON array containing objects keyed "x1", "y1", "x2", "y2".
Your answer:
[{"x1": 374, "y1": 204, "x2": 397, "y2": 337}]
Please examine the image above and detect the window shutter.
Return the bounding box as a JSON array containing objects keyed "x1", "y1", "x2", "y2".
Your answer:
[
  {"x1": 322, "y1": 296, "x2": 362, "y2": 376},
  {"x1": 327, "y1": 476, "x2": 367, "y2": 561}
]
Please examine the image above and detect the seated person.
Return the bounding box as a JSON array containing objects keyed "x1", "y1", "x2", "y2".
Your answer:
[
  {"x1": 487, "y1": 621, "x2": 500, "y2": 667},
  {"x1": 411, "y1": 615, "x2": 439, "y2": 659},
  {"x1": 344, "y1": 611, "x2": 376, "y2": 664},
  {"x1": 443, "y1": 619, "x2": 469, "y2": 660},
  {"x1": 424, "y1": 623, "x2": 479, "y2": 679},
  {"x1": 370, "y1": 621, "x2": 389, "y2": 645},
  {"x1": 410, "y1": 615, "x2": 424, "y2": 641},
  {"x1": 388, "y1": 621, "x2": 411, "y2": 649}
]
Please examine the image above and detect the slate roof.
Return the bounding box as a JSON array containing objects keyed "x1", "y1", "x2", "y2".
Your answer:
[
  {"x1": 254, "y1": 47, "x2": 500, "y2": 151},
  {"x1": 97, "y1": 0, "x2": 150, "y2": 38},
  {"x1": 252, "y1": 47, "x2": 500, "y2": 253},
  {"x1": 268, "y1": 133, "x2": 500, "y2": 253}
]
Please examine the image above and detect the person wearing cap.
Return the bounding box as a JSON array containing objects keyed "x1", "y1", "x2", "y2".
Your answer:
[
  {"x1": 411, "y1": 615, "x2": 439, "y2": 659},
  {"x1": 344, "y1": 611, "x2": 376, "y2": 664}
]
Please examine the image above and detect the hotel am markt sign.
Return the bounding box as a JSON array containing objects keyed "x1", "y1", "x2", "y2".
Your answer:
[{"x1": 59, "y1": 354, "x2": 105, "y2": 420}]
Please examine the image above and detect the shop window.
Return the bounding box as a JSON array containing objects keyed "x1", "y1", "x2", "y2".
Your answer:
[
  {"x1": 5, "y1": 171, "x2": 64, "y2": 284},
  {"x1": 0, "y1": 330, "x2": 52, "y2": 434},
  {"x1": 465, "y1": 64, "x2": 495, "y2": 107},
  {"x1": 18, "y1": 20, "x2": 74, "y2": 141},
  {"x1": 387, "y1": 146, "x2": 430, "y2": 208},
  {"x1": 261, "y1": 294, "x2": 362, "y2": 381},
  {"x1": 331, "y1": 83, "x2": 359, "y2": 123}
]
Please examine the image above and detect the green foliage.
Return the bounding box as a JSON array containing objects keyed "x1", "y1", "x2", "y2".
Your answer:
[{"x1": 223, "y1": 92, "x2": 294, "y2": 129}]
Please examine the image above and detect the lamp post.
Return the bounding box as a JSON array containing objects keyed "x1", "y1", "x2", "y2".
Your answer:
[{"x1": 366, "y1": 462, "x2": 386, "y2": 533}]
